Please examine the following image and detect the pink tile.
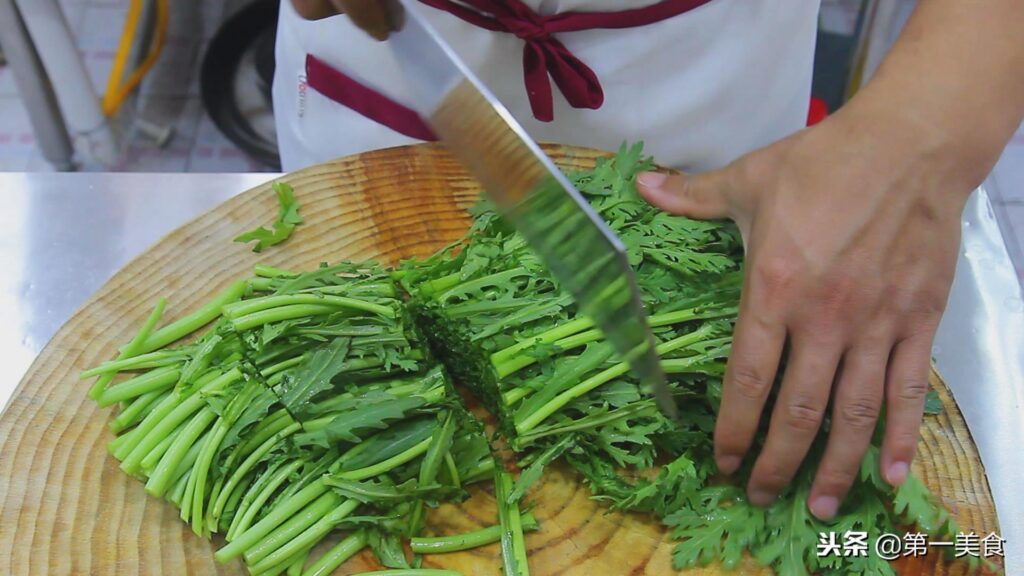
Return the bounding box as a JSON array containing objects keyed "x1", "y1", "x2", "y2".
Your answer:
[
  {"x1": 75, "y1": 5, "x2": 124, "y2": 50},
  {"x1": 111, "y1": 142, "x2": 192, "y2": 172},
  {"x1": 0, "y1": 97, "x2": 35, "y2": 171},
  {"x1": 0, "y1": 65, "x2": 19, "y2": 98},
  {"x1": 187, "y1": 115, "x2": 274, "y2": 173}
]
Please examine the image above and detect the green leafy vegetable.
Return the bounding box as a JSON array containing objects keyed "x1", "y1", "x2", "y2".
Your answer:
[
  {"x1": 924, "y1": 389, "x2": 944, "y2": 415},
  {"x1": 234, "y1": 181, "x2": 303, "y2": 252},
  {"x1": 83, "y1": 142, "x2": 968, "y2": 576}
]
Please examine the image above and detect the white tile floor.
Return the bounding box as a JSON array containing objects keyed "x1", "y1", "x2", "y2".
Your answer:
[{"x1": 0, "y1": 0, "x2": 274, "y2": 173}]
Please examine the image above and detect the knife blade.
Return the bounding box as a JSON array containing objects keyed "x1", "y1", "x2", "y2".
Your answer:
[{"x1": 388, "y1": 0, "x2": 677, "y2": 421}]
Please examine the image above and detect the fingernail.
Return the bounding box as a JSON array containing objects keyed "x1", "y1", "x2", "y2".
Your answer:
[
  {"x1": 886, "y1": 461, "x2": 909, "y2": 486},
  {"x1": 810, "y1": 495, "x2": 839, "y2": 520},
  {"x1": 636, "y1": 172, "x2": 668, "y2": 190},
  {"x1": 748, "y1": 488, "x2": 776, "y2": 507},
  {"x1": 716, "y1": 454, "x2": 741, "y2": 475}
]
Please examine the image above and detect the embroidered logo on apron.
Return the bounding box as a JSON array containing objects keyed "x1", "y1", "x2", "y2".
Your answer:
[{"x1": 297, "y1": 72, "x2": 308, "y2": 118}]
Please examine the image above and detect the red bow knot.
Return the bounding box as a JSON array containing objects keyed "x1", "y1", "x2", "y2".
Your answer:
[
  {"x1": 497, "y1": 15, "x2": 549, "y2": 42},
  {"x1": 421, "y1": 0, "x2": 605, "y2": 121}
]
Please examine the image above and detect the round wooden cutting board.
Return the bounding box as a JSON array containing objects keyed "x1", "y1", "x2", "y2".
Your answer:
[{"x1": 0, "y1": 144, "x2": 1000, "y2": 575}]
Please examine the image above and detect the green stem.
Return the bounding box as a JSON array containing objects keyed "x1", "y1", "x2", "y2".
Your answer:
[
  {"x1": 120, "y1": 368, "x2": 240, "y2": 474},
  {"x1": 88, "y1": 297, "x2": 167, "y2": 398},
  {"x1": 168, "y1": 466, "x2": 191, "y2": 506},
  {"x1": 215, "y1": 479, "x2": 328, "y2": 563},
  {"x1": 109, "y1": 389, "x2": 168, "y2": 434},
  {"x1": 286, "y1": 548, "x2": 310, "y2": 576},
  {"x1": 514, "y1": 402, "x2": 659, "y2": 449},
  {"x1": 335, "y1": 437, "x2": 433, "y2": 481},
  {"x1": 97, "y1": 366, "x2": 180, "y2": 407},
  {"x1": 515, "y1": 326, "x2": 714, "y2": 434},
  {"x1": 228, "y1": 460, "x2": 304, "y2": 541},
  {"x1": 410, "y1": 513, "x2": 538, "y2": 554},
  {"x1": 247, "y1": 277, "x2": 275, "y2": 292},
  {"x1": 169, "y1": 428, "x2": 210, "y2": 487},
  {"x1": 112, "y1": 369, "x2": 220, "y2": 460},
  {"x1": 234, "y1": 410, "x2": 294, "y2": 456},
  {"x1": 138, "y1": 280, "x2": 246, "y2": 353},
  {"x1": 301, "y1": 530, "x2": 368, "y2": 576},
  {"x1": 145, "y1": 408, "x2": 217, "y2": 496},
  {"x1": 190, "y1": 419, "x2": 232, "y2": 536},
  {"x1": 146, "y1": 407, "x2": 216, "y2": 494},
  {"x1": 220, "y1": 471, "x2": 251, "y2": 528},
  {"x1": 231, "y1": 304, "x2": 341, "y2": 332},
  {"x1": 443, "y1": 452, "x2": 461, "y2": 489},
  {"x1": 502, "y1": 386, "x2": 532, "y2": 407},
  {"x1": 248, "y1": 499, "x2": 358, "y2": 573},
  {"x1": 416, "y1": 272, "x2": 462, "y2": 297},
  {"x1": 80, "y1": 350, "x2": 190, "y2": 378},
  {"x1": 211, "y1": 422, "x2": 302, "y2": 525},
  {"x1": 461, "y1": 458, "x2": 496, "y2": 485},
  {"x1": 141, "y1": 425, "x2": 182, "y2": 475},
  {"x1": 245, "y1": 492, "x2": 342, "y2": 564},
  {"x1": 411, "y1": 411, "x2": 454, "y2": 534},
  {"x1": 107, "y1": 433, "x2": 130, "y2": 456},
  {"x1": 224, "y1": 294, "x2": 395, "y2": 320},
  {"x1": 262, "y1": 355, "x2": 305, "y2": 377},
  {"x1": 493, "y1": 308, "x2": 734, "y2": 378},
  {"x1": 495, "y1": 469, "x2": 530, "y2": 576},
  {"x1": 490, "y1": 316, "x2": 593, "y2": 366}
]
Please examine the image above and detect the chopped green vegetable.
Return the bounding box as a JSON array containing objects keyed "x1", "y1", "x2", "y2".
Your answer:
[
  {"x1": 85, "y1": 264, "x2": 492, "y2": 575},
  {"x1": 409, "y1": 512, "x2": 539, "y2": 554},
  {"x1": 400, "y1": 142, "x2": 960, "y2": 576},
  {"x1": 84, "y1": 142, "x2": 966, "y2": 576},
  {"x1": 234, "y1": 181, "x2": 303, "y2": 252},
  {"x1": 924, "y1": 389, "x2": 944, "y2": 415},
  {"x1": 494, "y1": 468, "x2": 530, "y2": 576}
]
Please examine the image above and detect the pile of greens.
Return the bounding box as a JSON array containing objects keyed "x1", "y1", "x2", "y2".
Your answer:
[
  {"x1": 83, "y1": 263, "x2": 521, "y2": 576},
  {"x1": 399, "y1": 144, "x2": 962, "y2": 576},
  {"x1": 85, "y1": 145, "x2": 970, "y2": 576}
]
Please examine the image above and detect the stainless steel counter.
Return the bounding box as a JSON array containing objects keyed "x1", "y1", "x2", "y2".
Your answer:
[
  {"x1": 0, "y1": 172, "x2": 1021, "y2": 571},
  {"x1": 0, "y1": 172, "x2": 278, "y2": 405}
]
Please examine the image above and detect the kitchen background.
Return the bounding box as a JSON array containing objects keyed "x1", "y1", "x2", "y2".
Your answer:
[{"x1": 0, "y1": 0, "x2": 1021, "y2": 285}]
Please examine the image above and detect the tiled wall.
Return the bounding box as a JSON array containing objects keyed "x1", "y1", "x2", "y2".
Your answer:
[
  {"x1": 0, "y1": 0, "x2": 1022, "y2": 287},
  {"x1": 0, "y1": 0, "x2": 273, "y2": 172}
]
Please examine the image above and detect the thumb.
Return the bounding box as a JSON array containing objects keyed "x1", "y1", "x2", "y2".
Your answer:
[{"x1": 636, "y1": 170, "x2": 732, "y2": 220}]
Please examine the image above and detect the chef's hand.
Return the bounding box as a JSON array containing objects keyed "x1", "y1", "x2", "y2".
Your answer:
[
  {"x1": 638, "y1": 107, "x2": 965, "y2": 520},
  {"x1": 637, "y1": 0, "x2": 1023, "y2": 520},
  {"x1": 290, "y1": 0, "x2": 400, "y2": 40}
]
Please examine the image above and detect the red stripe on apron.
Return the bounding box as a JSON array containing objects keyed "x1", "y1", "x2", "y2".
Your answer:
[
  {"x1": 305, "y1": 54, "x2": 438, "y2": 141},
  {"x1": 305, "y1": 0, "x2": 716, "y2": 138}
]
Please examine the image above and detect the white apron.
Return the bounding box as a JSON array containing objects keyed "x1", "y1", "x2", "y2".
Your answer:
[{"x1": 273, "y1": 0, "x2": 821, "y2": 172}]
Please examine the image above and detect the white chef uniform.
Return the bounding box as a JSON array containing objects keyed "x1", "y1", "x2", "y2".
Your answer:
[{"x1": 273, "y1": 0, "x2": 820, "y2": 172}]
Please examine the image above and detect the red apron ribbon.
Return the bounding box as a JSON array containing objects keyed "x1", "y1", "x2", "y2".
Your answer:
[
  {"x1": 305, "y1": 0, "x2": 717, "y2": 138},
  {"x1": 420, "y1": 0, "x2": 715, "y2": 122},
  {"x1": 305, "y1": 54, "x2": 438, "y2": 141}
]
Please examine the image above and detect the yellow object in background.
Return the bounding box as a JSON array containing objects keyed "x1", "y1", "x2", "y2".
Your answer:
[{"x1": 101, "y1": 0, "x2": 169, "y2": 117}]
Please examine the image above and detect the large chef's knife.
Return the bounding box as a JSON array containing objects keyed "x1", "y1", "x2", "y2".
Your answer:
[{"x1": 387, "y1": 0, "x2": 676, "y2": 420}]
